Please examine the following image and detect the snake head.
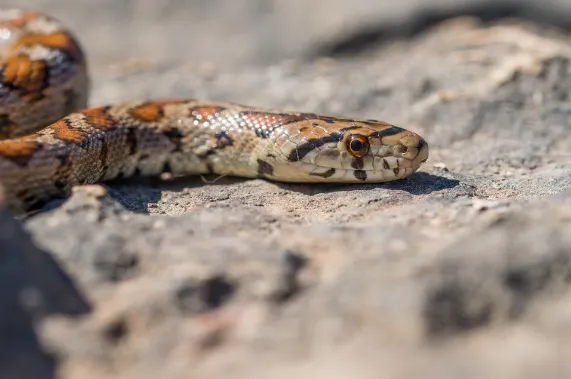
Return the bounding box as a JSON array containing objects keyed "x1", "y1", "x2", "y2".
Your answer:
[{"x1": 272, "y1": 118, "x2": 429, "y2": 182}]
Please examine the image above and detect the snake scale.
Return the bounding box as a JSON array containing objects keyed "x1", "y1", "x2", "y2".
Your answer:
[{"x1": 0, "y1": 8, "x2": 429, "y2": 214}]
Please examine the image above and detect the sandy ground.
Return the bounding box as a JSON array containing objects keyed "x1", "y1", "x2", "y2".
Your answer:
[{"x1": 3, "y1": 1, "x2": 571, "y2": 378}]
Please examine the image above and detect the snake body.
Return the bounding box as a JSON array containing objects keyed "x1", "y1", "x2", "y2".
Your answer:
[{"x1": 0, "y1": 9, "x2": 429, "y2": 213}]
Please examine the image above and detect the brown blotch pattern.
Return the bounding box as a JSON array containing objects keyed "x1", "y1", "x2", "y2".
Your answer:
[
  {"x1": 83, "y1": 107, "x2": 115, "y2": 129},
  {"x1": 163, "y1": 129, "x2": 184, "y2": 152},
  {"x1": 382, "y1": 158, "x2": 390, "y2": 170},
  {"x1": 310, "y1": 168, "x2": 336, "y2": 178},
  {"x1": 191, "y1": 106, "x2": 226, "y2": 120},
  {"x1": 257, "y1": 159, "x2": 274, "y2": 177},
  {"x1": 354, "y1": 170, "x2": 367, "y2": 181},
  {"x1": 129, "y1": 103, "x2": 165, "y2": 123},
  {"x1": 351, "y1": 157, "x2": 364, "y2": 170},
  {"x1": 214, "y1": 131, "x2": 233, "y2": 148},
  {"x1": 51, "y1": 120, "x2": 88, "y2": 145},
  {"x1": 197, "y1": 131, "x2": 235, "y2": 158},
  {"x1": 0, "y1": 140, "x2": 40, "y2": 166},
  {"x1": 2, "y1": 54, "x2": 47, "y2": 93},
  {"x1": 13, "y1": 32, "x2": 79, "y2": 57}
]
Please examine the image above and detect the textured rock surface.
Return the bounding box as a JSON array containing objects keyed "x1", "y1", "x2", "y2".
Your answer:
[
  {"x1": 3, "y1": 1, "x2": 571, "y2": 378},
  {"x1": 0, "y1": 188, "x2": 90, "y2": 379}
]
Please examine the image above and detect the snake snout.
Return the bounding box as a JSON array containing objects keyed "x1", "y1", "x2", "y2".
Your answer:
[
  {"x1": 387, "y1": 130, "x2": 429, "y2": 172},
  {"x1": 414, "y1": 138, "x2": 429, "y2": 169}
]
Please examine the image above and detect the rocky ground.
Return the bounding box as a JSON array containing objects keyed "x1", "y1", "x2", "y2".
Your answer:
[{"x1": 4, "y1": 1, "x2": 571, "y2": 378}]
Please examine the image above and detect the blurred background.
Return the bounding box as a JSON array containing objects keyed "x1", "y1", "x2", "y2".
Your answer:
[{"x1": 12, "y1": 0, "x2": 571, "y2": 69}]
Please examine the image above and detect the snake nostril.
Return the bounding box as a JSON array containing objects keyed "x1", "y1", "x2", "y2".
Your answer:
[{"x1": 393, "y1": 145, "x2": 406, "y2": 156}]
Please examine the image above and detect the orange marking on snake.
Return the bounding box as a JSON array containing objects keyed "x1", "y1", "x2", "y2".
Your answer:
[
  {"x1": 14, "y1": 32, "x2": 75, "y2": 51},
  {"x1": 130, "y1": 103, "x2": 165, "y2": 122},
  {"x1": 83, "y1": 107, "x2": 115, "y2": 129},
  {"x1": 191, "y1": 106, "x2": 225, "y2": 120},
  {"x1": 0, "y1": 140, "x2": 40, "y2": 165},
  {"x1": 2, "y1": 54, "x2": 47, "y2": 92},
  {"x1": 51, "y1": 120, "x2": 88, "y2": 144},
  {"x1": 129, "y1": 100, "x2": 186, "y2": 122}
]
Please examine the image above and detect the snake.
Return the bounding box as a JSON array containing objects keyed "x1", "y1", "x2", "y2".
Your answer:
[{"x1": 0, "y1": 9, "x2": 429, "y2": 214}]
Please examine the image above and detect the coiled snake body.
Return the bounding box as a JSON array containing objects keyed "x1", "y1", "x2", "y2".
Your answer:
[{"x1": 0, "y1": 9, "x2": 429, "y2": 213}]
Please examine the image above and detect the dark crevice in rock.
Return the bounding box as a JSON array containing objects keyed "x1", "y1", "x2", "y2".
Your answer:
[
  {"x1": 423, "y1": 222, "x2": 571, "y2": 339},
  {"x1": 424, "y1": 282, "x2": 494, "y2": 336},
  {"x1": 271, "y1": 251, "x2": 309, "y2": 304},
  {"x1": 92, "y1": 236, "x2": 139, "y2": 283},
  {"x1": 175, "y1": 275, "x2": 236, "y2": 314},
  {"x1": 103, "y1": 318, "x2": 129, "y2": 345}
]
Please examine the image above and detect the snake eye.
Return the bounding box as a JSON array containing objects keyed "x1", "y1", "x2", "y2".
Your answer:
[{"x1": 346, "y1": 134, "x2": 370, "y2": 157}]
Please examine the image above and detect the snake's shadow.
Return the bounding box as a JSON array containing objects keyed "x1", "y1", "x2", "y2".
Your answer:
[
  {"x1": 106, "y1": 171, "x2": 458, "y2": 213},
  {"x1": 271, "y1": 171, "x2": 459, "y2": 195}
]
